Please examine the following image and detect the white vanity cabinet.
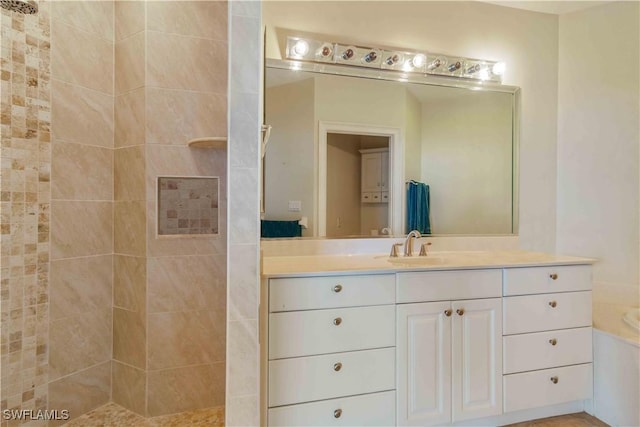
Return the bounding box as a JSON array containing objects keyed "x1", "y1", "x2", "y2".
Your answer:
[
  {"x1": 396, "y1": 270, "x2": 503, "y2": 426},
  {"x1": 265, "y1": 274, "x2": 396, "y2": 426},
  {"x1": 502, "y1": 265, "x2": 593, "y2": 413}
]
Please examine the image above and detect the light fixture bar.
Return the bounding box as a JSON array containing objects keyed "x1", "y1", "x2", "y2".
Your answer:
[{"x1": 285, "y1": 36, "x2": 505, "y2": 83}]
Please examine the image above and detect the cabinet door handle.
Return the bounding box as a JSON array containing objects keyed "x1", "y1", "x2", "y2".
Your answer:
[
  {"x1": 333, "y1": 362, "x2": 342, "y2": 372},
  {"x1": 334, "y1": 409, "x2": 342, "y2": 418},
  {"x1": 550, "y1": 273, "x2": 558, "y2": 280},
  {"x1": 549, "y1": 301, "x2": 557, "y2": 308},
  {"x1": 333, "y1": 317, "x2": 342, "y2": 326},
  {"x1": 444, "y1": 309, "x2": 452, "y2": 317},
  {"x1": 550, "y1": 376, "x2": 559, "y2": 384},
  {"x1": 549, "y1": 338, "x2": 557, "y2": 346},
  {"x1": 456, "y1": 308, "x2": 464, "y2": 316},
  {"x1": 333, "y1": 284, "x2": 342, "y2": 293}
]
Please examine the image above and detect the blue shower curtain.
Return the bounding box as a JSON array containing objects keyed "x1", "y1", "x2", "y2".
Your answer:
[{"x1": 406, "y1": 181, "x2": 431, "y2": 234}]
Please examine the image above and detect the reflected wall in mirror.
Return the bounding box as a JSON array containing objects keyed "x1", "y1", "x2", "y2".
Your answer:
[{"x1": 263, "y1": 61, "x2": 519, "y2": 239}]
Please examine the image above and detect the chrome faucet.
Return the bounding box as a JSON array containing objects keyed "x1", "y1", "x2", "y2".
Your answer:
[{"x1": 404, "y1": 230, "x2": 422, "y2": 257}]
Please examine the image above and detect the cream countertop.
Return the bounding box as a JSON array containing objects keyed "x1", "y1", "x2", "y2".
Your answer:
[{"x1": 261, "y1": 250, "x2": 595, "y2": 278}]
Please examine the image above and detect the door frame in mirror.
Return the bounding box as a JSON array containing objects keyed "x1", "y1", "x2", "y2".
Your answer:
[{"x1": 318, "y1": 121, "x2": 403, "y2": 237}]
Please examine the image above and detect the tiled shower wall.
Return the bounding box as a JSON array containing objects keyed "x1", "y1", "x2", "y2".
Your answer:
[
  {"x1": 48, "y1": 1, "x2": 115, "y2": 422},
  {"x1": 0, "y1": 1, "x2": 51, "y2": 421},
  {"x1": 113, "y1": 0, "x2": 228, "y2": 417}
]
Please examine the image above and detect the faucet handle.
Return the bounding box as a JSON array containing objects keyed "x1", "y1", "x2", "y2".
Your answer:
[
  {"x1": 419, "y1": 242, "x2": 432, "y2": 257},
  {"x1": 390, "y1": 243, "x2": 403, "y2": 258}
]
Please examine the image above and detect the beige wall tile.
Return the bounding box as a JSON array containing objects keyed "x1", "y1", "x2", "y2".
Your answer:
[
  {"x1": 115, "y1": 88, "x2": 145, "y2": 148},
  {"x1": 147, "y1": 201, "x2": 226, "y2": 257},
  {"x1": 49, "y1": 308, "x2": 112, "y2": 380},
  {"x1": 115, "y1": 1, "x2": 145, "y2": 42},
  {"x1": 146, "y1": 88, "x2": 226, "y2": 145},
  {"x1": 115, "y1": 31, "x2": 145, "y2": 95},
  {"x1": 50, "y1": 255, "x2": 112, "y2": 321},
  {"x1": 114, "y1": 201, "x2": 146, "y2": 256},
  {"x1": 147, "y1": 254, "x2": 225, "y2": 313},
  {"x1": 114, "y1": 255, "x2": 146, "y2": 313},
  {"x1": 48, "y1": 361, "x2": 111, "y2": 426},
  {"x1": 51, "y1": 19, "x2": 113, "y2": 94},
  {"x1": 226, "y1": 395, "x2": 259, "y2": 427},
  {"x1": 51, "y1": 201, "x2": 113, "y2": 259},
  {"x1": 146, "y1": 31, "x2": 226, "y2": 93},
  {"x1": 228, "y1": 245, "x2": 257, "y2": 321},
  {"x1": 115, "y1": 146, "x2": 145, "y2": 201},
  {"x1": 51, "y1": 79, "x2": 114, "y2": 148},
  {"x1": 52, "y1": 141, "x2": 113, "y2": 201},
  {"x1": 147, "y1": 309, "x2": 225, "y2": 370},
  {"x1": 227, "y1": 319, "x2": 257, "y2": 397},
  {"x1": 113, "y1": 307, "x2": 146, "y2": 369},
  {"x1": 51, "y1": 0, "x2": 114, "y2": 42},
  {"x1": 112, "y1": 361, "x2": 146, "y2": 417},
  {"x1": 147, "y1": 1, "x2": 227, "y2": 41},
  {"x1": 147, "y1": 362, "x2": 225, "y2": 417}
]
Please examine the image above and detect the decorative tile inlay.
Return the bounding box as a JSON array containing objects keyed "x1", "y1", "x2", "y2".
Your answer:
[
  {"x1": 0, "y1": 1, "x2": 51, "y2": 423},
  {"x1": 157, "y1": 177, "x2": 219, "y2": 236}
]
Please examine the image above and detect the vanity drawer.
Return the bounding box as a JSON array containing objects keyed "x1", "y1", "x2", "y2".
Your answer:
[
  {"x1": 269, "y1": 305, "x2": 395, "y2": 359},
  {"x1": 269, "y1": 274, "x2": 395, "y2": 312},
  {"x1": 503, "y1": 291, "x2": 592, "y2": 335},
  {"x1": 268, "y1": 391, "x2": 395, "y2": 426},
  {"x1": 503, "y1": 265, "x2": 592, "y2": 296},
  {"x1": 397, "y1": 269, "x2": 501, "y2": 303},
  {"x1": 268, "y1": 347, "x2": 395, "y2": 407},
  {"x1": 503, "y1": 327, "x2": 593, "y2": 374},
  {"x1": 503, "y1": 363, "x2": 593, "y2": 413}
]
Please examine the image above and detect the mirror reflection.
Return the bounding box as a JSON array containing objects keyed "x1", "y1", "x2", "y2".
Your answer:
[{"x1": 263, "y1": 64, "x2": 517, "y2": 239}]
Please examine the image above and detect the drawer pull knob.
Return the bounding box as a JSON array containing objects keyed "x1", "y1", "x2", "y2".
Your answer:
[
  {"x1": 456, "y1": 308, "x2": 465, "y2": 316},
  {"x1": 333, "y1": 317, "x2": 342, "y2": 326},
  {"x1": 549, "y1": 301, "x2": 557, "y2": 308},
  {"x1": 550, "y1": 273, "x2": 558, "y2": 280},
  {"x1": 333, "y1": 284, "x2": 343, "y2": 293},
  {"x1": 334, "y1": 409, "x2": 342, "y2": 418},
  {"x1": 550, "y1": 376, "x2": 559, "y2": 384},
  {"x1": 444, "y1": 309, "x2": 452, "y2": 317},
  {"x1": 549, "y1": 338, "x2": 557, "y2": 346},
  {"x1": 334, "y1": 362, "x2": 342, "y2": 372}
]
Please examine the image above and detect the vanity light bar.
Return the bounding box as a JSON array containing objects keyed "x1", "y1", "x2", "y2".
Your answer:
[{"x1": 285, "y1": 36, "x2": 505, "y2": 83}]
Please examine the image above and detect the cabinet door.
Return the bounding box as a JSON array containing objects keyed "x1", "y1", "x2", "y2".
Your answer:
[
  {"x1": 397, "y1": 301, "x2": 451, "y2": 427},
  {"x1": 452, "y1": 298, "x2": 503, "y2": 422},
  {"x1": 361, "y1": 153, "x2": 382, "y2": 193},
  {"x1": 380, "y1": 151, "x2": 389, "y2": 192}
]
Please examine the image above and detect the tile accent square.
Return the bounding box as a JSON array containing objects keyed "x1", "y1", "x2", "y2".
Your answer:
[{"x1": 157, "y1": 177, "x2": 219, "y2": 236}]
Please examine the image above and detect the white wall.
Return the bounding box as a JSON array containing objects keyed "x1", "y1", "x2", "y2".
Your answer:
[
  {"x1": 421, "y1": 91, "x2": 513, "y2": 234},
  {"x1": 264, "y1": 78, "x2": 315, "y2": 236},
  {"x1": 557, "y1": 1, "x2": 640, "y2": 294},
  {"x1": 263, "y1": 1, "x2": 559, "y2": 251}
]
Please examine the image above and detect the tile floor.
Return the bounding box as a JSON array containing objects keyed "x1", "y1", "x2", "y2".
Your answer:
[
  {"x1": 506, "y1": 411, "x2": 610, "y2": 427},
  {"x1": 63, "y1": 403, "x2": 224, "y2": 427},
  {"x1": 66, "y1": 404, "x2": 609, "y2": 427}
]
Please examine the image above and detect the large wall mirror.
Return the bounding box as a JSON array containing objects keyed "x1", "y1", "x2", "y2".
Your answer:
[{"x1": 263, "y1": 59, "x2": 520, "y2": 239}]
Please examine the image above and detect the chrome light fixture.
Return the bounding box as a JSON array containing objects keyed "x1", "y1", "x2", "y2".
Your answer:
[{"x1": 285, "y1": 36, "x2": 505, "y2": 83}]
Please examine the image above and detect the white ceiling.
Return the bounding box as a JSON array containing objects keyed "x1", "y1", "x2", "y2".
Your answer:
[{"x1": 481, "y1": 1, "x2": 613, "y2": 15}]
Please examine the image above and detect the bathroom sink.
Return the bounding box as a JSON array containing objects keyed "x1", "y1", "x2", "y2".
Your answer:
[{"x1": 375, "y1": 255, "x2": 446, "y2": 266}]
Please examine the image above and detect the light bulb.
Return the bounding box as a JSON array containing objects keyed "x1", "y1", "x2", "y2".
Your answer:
[
  {"x1": 292, "y1": 40, "x2": 309, "y2": 57},
  {"x1": 492, "y1": 62, "x2": 506, "y2": 76},
  {"x1": 341, "y1": 47, "x2": 355, "y2": 60},
  {"x1": 412, "y1": 54, "x2": 426, "y2": 68},
  {"x1": 385, "y1": 53, "x2": 403, "y2": 66},
  {"x1": 427, "y1": 57, "x2": 445, "y2": 71},
  {"x1": 478, "y1": 68, "x2": 490, "y2": 81},
  {"x1": 317, "y1": 43, "x2": 333, "y2": 59}
]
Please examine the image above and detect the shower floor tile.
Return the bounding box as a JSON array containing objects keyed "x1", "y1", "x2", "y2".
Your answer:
[{"x1": 64, "y1": 403, "x2": 224, "y2": 427}]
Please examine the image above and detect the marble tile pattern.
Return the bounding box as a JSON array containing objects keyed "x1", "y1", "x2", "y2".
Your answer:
[
  {"x1": 64, "y1": 402, "x2": 225, "y2": 427},
  {"x1": 226, "y1": 1, "x2": 262, "y2": 425},
  {"x1": 0, "y1": 2, "x2": 51, "y2": 425},
  {"x1": 157, "y1": 177, "x2": 219, "y2": 235},
  {"x1": 48, "y1": 0, "x2": 114, "y2": 424}
]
